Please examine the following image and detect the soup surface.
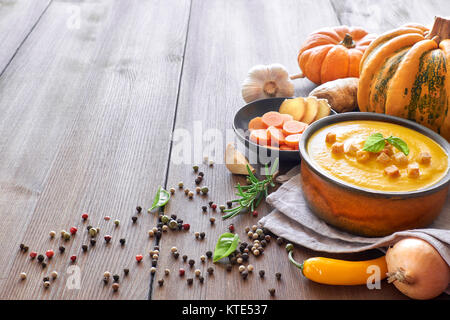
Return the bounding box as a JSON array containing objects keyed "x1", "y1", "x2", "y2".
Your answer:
[{"x1": 307, "y1": 120, "x2": 448, "y2": 192}]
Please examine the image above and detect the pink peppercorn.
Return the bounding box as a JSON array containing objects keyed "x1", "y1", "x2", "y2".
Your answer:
[
  {"x1": 182, "y1": 224, "x2": 190, "y2": 231},
  {"x1": 228, "y1": 224, "x2": 235, "y2": 232},
  {"x1": 211, "y1": 204, "x2": 217, "y2": 210},
  {"x1": 136, "y1": 255, "x2": 143, "y2": 262},
  {"x1": 45, "y1": 250, "x2": 54, "y2": 259},
  {"x1": 252, "y1": 210, "x2": 258, "y2": 217},
  {"x1": 70, "y1": 227, "x2": 78, "y2": 235},
  {"x1": 179, "y1": 268, "x2": 185, "y2": 276},
  {"x1": 104, "y1": 235, "x2": 112, "y2": 243},
  {"x1": 104, "y1": 216, "x2": 111, "y2": 221},
  {"x1": 81, "y1": 213, "x2": 89, "y2": 220},
  {"x1": 70, "y1": 255, "x2": 77, "y2": 262},
  {"x1": 30, "y1": 251, "x2": 37, "y2": 259}
]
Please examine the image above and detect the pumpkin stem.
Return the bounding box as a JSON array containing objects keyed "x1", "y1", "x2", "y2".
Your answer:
[
  {"x1": 340, "y1": 33, "x2": 356, "y2": 49},
  {"x1": 387, "y1": 267, "x2": 415, "y2": 284},
  {"x1": 429, "y1": 16, "x2": 450, "y2": 44},
  {"x1": 263, "y1": 80, "x2": 278, "y2": 97}
]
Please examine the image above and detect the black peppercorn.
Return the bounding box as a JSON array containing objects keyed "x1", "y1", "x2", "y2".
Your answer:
[
  {"x1": 182, "y1": 255, "x2": 188, "y2": 262},
  {"x1": 187, "y1": 278, "x2": 193, "y2": 285},
  {"x1": 259, "y1": 270, "x2": 265, "y2": 278},
  {"x1": 202, "y1": 206, "x2": 207, "y2": 212},
  {"x1": 90, "y1": 239, "x2": 96, "y2": 246},
  {"x1": 154, "y1": 245, "x2": 160, "y2": 251},
  {"x1": 207, "y1": 267, "x2": 214, "y2": 275},
  {"x1": 241, "y1": 270, "x2": 248, "y2": 280},
  {"x1": 59, "y1": 246, "x2": 65, "y2": 253},
  {"x1": 226, "y1": 201, "x2": 232, "y2": 208},
  {"x1": 208, "y1": 201, "x2": 213, "y2": 207},
  {"x1": 119, "y1": 238, "x2": 126, "y2": 246},
  {"x1": 188, "y1": 259, "x2": 195, "y2": 267},
  {"x1": 41, "y1": 262, "x2": 47, "y2": 269},
  {"x1": 275, "y1": 272, "x2": 282, "y2": 280},
  {"x1": 37, "y1": 254, "x2": 44, "y2": 263},
  {"x1": 103, "y1": 278, "x2": 109, "y2": 285},
  {"x1": 242, "y1": 253, "x2": 249, "y2": 261},
  {"x1": 261, "y1": 240, "x2": 267, "y2": 247},
  {"x1": 158, "y1": 279, "x2": 164, "y2": 287},
  {"x1": 152, "y1": 260, "x2": 157, "y2": 267},
  {"x1": 43, "y1": 277, "x2": 50, "y2": 282},
  {"x1": 206, "y1": 251, "x2": 212, "y2": 258},
  {"x1": 199, "y1": 276, "x2": 204, "y2": 283},
  {"x1": 198, "y1": 172, "x2": 204, "y2": 177},
  {"x1": 82, "y1": 244, "x2": 88, "y2": 252},
  {"x1": 19, "y1": 243, "x2": 25, "y2": 251},
  {"x1": 156, "y1": 231, "x2": 162, "y2": 239},
  {"x1": 178, "y1": 223, "x2": 183, "y2": 230},
  {"x1": 269, "y1": 288, "x2": 275, "y2": 296},
  {"x1": 173, "y1": 252, "x2": 180, "y2": 259},
  {"x1": 113, "y1": 274, "x2": 120, "y2": 283},
  {"x1": 171, "y1": 214, "x2": 177, "y2": 220},
  {"x1": 87, "y1": 225, "x2": 92, "y2": 231},
  {"x1": 136, "y1": 206, "x2": 142, "y2": 213},
  {"x1": 195, "y1": 178, "x2": 201, "y2": 185},
  {"x1": 131, "y1": 216, "x2": 138, "y2": 223},
  {"x1": 124, "y1": 268, "x2": 129, "y2": 276},
  {"x1": 276, "y1": 237, "x2": 283, "y2": 245},
  {"x1": 176, "y1": 218, "x2": 183, "y2": 224},
  {"x1": 23, "y1": 246, "x2": 29, "y2": 252},
  {"x1": 199, "y1": 232, "x2": 205, "y2": 239}
]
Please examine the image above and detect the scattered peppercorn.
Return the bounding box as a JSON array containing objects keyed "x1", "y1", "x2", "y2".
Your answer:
[
  {"x1": 211, "y1": 203, "x2": 217, "y2": 210},
  {"x1": 43, "y1": 276, "x2": 50, "y2": 282},
  {"x1": 200, "y1": 232, "x2": 205, "y2": 239},
  {"x1": 170, "y1": 187, "x2": 175, "y2": 194},
  {"x1": 152, "y1": 260, "x2": 157, "y2": 267},
  {"x1": 194, "y1": 269, "x2": 201, "y2": 277},
  {"x1": 207, "y1": 267, "x2": 214, "y2": 275},
  {"x1": 112, "y1": 283, "x2": 120, "y2": 292},
  {"x1": 43, "y1": 281, "x2": 50, "y2": 289},
  {"x1": 208, "y1": 201, "x2": 213, "y2": 207},
  {"x1": 50, "y1": 271, "x2": 58, "y2": 279},
  {"x1": 89, "y1": 228, "x2": 97, "y2": 237},
  {"x1": 193, "y1": 165, "x2": 199, "y2": 172},
  {"x1": 187, "y1": 278, "x2": 193, "y2": 285},
  {"x1": 70, "y1": 255, "x2": 77, "y2": 263},
  {"x1": 252, "y1": 210, "x2": 258, "y2": 217},
  {"x1": 19, "y1": 243, "x2": 25, "y2": 251},
  {"x1": 124, "y1": 268, "x2": 129, "y2": 276},
  {"x1": 194, "y1": 232, "x2": 200, "y2": 238},
  {"x1": 199, "y1": 276, "x2": 205, "y2": 283},
  {"x1": 20, "y1": 272, "x2": 27, "y2": 280},
  {"x1": 198, "y1": 171, "x2": 204, "y2": 177},
  {"x1": 188, "y1": 259, "x2": 195, "y2": 267},
  {"x1": 114, "y1": 219, "x2": 120, "y2": 227},
  {"x1": 226, "y1": 201, "x2": 232, "y2": 208},
  {"x1": 70, "y1": 227, "x2": 78, "y2": 235},
  {"x1": 59, "y1": 246, "x2": 65, "y2": 254},
  {"x1": 269, "y1": 288, "x2": 275, "y2": 296},
  {"x1": 41, "y1": 262, "x2": 47, "y2": 269},
  {"x1": 45, "y1": 250, "x2": 54, "y2": 259},
  {"x1": 241, "y1": 270, "x2": 248, "y2": 280},
  {"x1": 179, "y1": 268, "x2": 185, "y2": 276},
  {"x1": 136, "y1": 206, "x2": 142, "y2": 213},
  {"x1": 182, "y1": 255, "x2": 188, "y2": 262},
  {"x1": 158, "y1": 279, "x2": 164, "y2": 287},
  {"x1": 182, "y1": 223, "x2": 190, "y2": 230},
  {"x1": 228, "y1": 224, "x2": 235, "y2": 233},
  {"x1": 63, "y1": 232, "x2": 71, "y2": 241},
  {"x1": 82, "y1": 244, "x2": 88, "y2": 252},
  {"x1": 131, "y1": 216, "x2": 138, "y2": 223},
  {"x1": 30, "y1": 251, "x2": 37, "y2": 259},
  {"x1": 104, "y1": 235, "x2": 112, "y2": 243},
  {"x1": 90, "y1": 239, "x2": 96, "y2": 246},
  {"x1": 135, "y1": 255, "x2": 143, "y2": 262},
  {"x1": 259, "y1": 270, "x2": 265, "y2": 278},
  {"x1": 49, "y1": 230, "x2": 56, "y2": 238},
  {"x1": 200, "y1": 186, "x2": 209, "y2": 194},
  {"x1": 23, "y1": 246, "x2": 29, "y2": 252},
  {"x1": 275, "y1": 272, "x2": 282, "y2": 280},
  {"x1": 206, "y1": 251, "x2": 212, "y2": 259},
  {"x1": 184, "y1": 188, "x2": 190, "y2": 195},
  {"x1": 173, "y1": 252, "x2": 179, "y2": 259},
  {"x1": 150, "y1": 267, "x2": 156, "y2": 274},
  {"x1": 276, "y1": 237, "x2": 284, "y2": 245},
  {"x1": 202, "y1": 205, "x2": 207, "y2": 212},
  {"x1": 113, "y1": 274, "x2": 120, "y2": 283},
  {"x1": 169, "y1": 220, "x2": 178, "y2": 230}
]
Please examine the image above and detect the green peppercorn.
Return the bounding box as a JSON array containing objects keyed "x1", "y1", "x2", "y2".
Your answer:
[
  {"x1": 89, "y1": 228, "x2": 97, "y2": 237},
  {"x1": 168, "y1": 219, "x2": 178, "y2": 230},
  {"x1": 193, "y1": 165, "x2": 199, "y2": 172},
  {"x1": 160, "y1": 215, "x2": 169, "y2": 224},
  {"x1": 219, "y1": 205, "x2": 226, "y2": 212},
  {"x1": 63, "y1": 232, "x2": 71, "y2": 241},
  {"x1": 200, "y1": 186, "x2": 209, "y2": 195},
  {"x1": 114, "y1": 220, "x2": 120, "y2": 227}
]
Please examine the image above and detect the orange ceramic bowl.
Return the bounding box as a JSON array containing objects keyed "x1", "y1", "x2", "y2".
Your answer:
[{"x1": 299, "y1": 113, "x2": 450, "y2": 237}]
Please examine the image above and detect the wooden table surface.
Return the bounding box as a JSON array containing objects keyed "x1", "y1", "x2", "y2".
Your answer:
[{"x1": 0, "y1": 0, "x2": 448, "y2": 300}]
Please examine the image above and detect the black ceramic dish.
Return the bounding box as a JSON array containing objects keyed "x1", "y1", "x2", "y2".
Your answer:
[{"x1": 233, "y1": 97, "x2": 336, "y2": 164}]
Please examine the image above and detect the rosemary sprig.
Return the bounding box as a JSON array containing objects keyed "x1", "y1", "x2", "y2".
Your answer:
[{"x1": 222, "y1": 158, "x2": 279, "y2": 220}]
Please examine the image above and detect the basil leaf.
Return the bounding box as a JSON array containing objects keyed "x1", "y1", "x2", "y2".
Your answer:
[
  {"x1": 386, "y1": 136, "x2": 409, "y2": 155},
  {"x1": 213, "y1": 232, "x2": 240, "y2": 263},
  {"x1": 149, "y1": 186, "x2": 170, "y2": 211},
  {"x1": 363, "y1": 133, "x2": 386, "y2": 153}
]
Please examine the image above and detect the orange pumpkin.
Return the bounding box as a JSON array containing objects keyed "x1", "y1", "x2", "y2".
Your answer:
[{"x1": 296, "y1": 26, "x2": 376, "y2": 84}]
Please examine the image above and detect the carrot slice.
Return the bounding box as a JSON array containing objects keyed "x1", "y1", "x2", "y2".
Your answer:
[
  {"x1": 284, "y1": 134, "x2": 302, "y2": 149},
  {"x1": 280, "y1": 113, "x2": 294, "y2": 125},
  {"x1": 249, "y1": 129, "x2": 270, "y2": 146},
  {"x1": 267, "y1": 126, "x2": 285, "y2": 145},
  {"x1": 282, "y1": 120, "x2": 308, "y2": 136},
  {"x1": 248, "y1": 117, "x2": 267, "y2": 130},
  {"x1": 262, "y1": 111, "x2": 284, "y2": 128},
  {"x1": 280, "y1": 145, "x2": 295, "y2": 151}
]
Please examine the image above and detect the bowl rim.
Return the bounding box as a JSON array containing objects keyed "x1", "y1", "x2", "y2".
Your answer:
[
  {"x1": 299, "y1": 112, "x2": 450, "y2": 198},
  {"x1": 233, "y1": 97, "x2": 335, "y2": 155}
]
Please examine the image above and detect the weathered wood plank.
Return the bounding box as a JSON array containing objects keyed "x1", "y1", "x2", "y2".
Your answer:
[
  {"x1": 0, "y1": 0, "x2": 51, "y2": 74},
  {"x1": 151, "y1": 0, "x2": 405, "y2": 300},
  {"x1": 0, "y1": 0, "x2": 190, "y2": 299},
  {"x1": 330, "y1": 0, "x2": 450, "y2": 33}
]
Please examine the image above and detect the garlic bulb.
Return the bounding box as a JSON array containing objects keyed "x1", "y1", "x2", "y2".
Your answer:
[{"x1": 241, "y1": 64, "x2": 295, "y2": 103}]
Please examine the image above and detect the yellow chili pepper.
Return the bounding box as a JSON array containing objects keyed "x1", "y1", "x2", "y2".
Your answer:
[{"x1": 286, "y1": 244, "x2": 388, "y2": 285}]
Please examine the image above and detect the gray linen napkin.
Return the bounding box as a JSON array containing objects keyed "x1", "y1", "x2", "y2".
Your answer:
[{"x1": 259, "y1": 166, "x2": 450, "y2": 265}]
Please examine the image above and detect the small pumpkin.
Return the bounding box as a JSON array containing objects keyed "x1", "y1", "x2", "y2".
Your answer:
[
  {"x1": 358, "y1": 17, "x2": 450, "y2": 141},
  {"x1": 296, "y1": 26, "x2": 376, "y2": 84}
]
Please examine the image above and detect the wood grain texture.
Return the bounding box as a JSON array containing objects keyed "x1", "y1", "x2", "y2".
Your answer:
[
  {"x1": 151, "y1": 0, "x2": 405, "y2": 300},
  {"x1": 330, "y1": 0, "x2": 450, "y2": 33},
  {"x1": 0, "y1": 0, "x2": 190, "y2": 299},
  {"x1": 0, "y1": 0, "x2": 51, "y2": 74}
]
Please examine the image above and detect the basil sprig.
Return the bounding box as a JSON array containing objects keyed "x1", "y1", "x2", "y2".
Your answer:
[
  {"x1": 213, "y1": 232, "x2": 240, "y2": 263},
  {"x1": 363, "y1": 133, "x2": 409, "y2": 155},
  {"x1": 149, "y1": 186, "x2": 171, "y2": 211}
]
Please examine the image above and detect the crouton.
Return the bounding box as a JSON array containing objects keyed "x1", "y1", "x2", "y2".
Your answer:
[{"x1": 384, "y1": 165, "x2": 400, "y2": 178}]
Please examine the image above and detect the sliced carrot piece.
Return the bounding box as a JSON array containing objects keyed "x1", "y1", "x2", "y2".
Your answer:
[
  {"x1": 262, "y1": 111, "x2": 284, "y2": 128},
  {"x1": 249, "y1": 129, "x2": 270, "y2": 146},
  {"x1": 280, "y1": 145, "x2": 295, "y2": 151},
  {"x1": 248, "y1": 117, "x2": 267, "y2": 130},
  {"x1": 284, "y1": 134, "x2": 302, "y2": 149},
  {"x1": 282, "y1": 120, "x2": 308, "y2": 136},
  {"x1": 280, "y1": 113, "x2": 294, "y2": 125},
  {"x1": 267, "y1": 126, "x2": 285, "y2": 145}
]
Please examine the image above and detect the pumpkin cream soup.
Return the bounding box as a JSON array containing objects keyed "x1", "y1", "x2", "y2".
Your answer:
[{"x1": 307, "y1": 121, "x2": 448, "y2": 192}]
